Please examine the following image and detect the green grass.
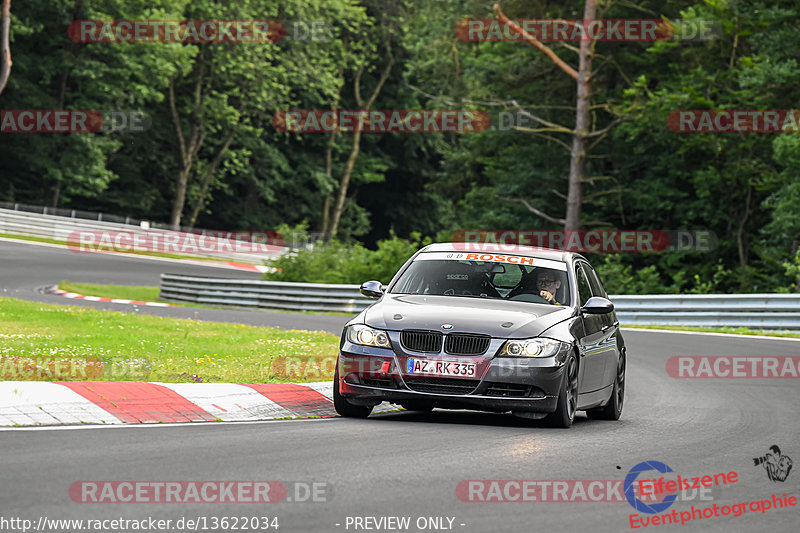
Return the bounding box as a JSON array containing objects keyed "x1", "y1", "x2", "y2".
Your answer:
[
  {"x1": 623, "y1": 324, "x2": 800, "y2": 339},
  {"x1": 0, "y1": 232, "x2": 251, "y2": 264},
  {"x1": 0, "y1": 297, "x2": 340, "y2": 383},
  {"x1": 59, "y1": 281, "x2": 161, "y2": 302},
  {"x1": 55, "y1": 280, "x2": 353, "y2": 316}
]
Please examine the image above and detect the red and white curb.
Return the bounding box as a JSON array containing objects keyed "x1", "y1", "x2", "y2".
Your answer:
[
  {"x1": 227, "y1": 262, "x2": 272, "y2": 273},
  {"x1": 44, "y1": 285, "x2": 172, "y2": 307},
  {"x1": 0, "y1": 381, "x2": 396, "y2": 427}
]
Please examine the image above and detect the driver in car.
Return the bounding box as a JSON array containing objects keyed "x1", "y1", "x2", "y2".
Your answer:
[{"x1": 536, "y1": 270, "x2": 562, "y2": 305}]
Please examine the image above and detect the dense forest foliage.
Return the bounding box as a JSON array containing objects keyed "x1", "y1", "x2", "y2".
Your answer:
[{"x1": 1, "y1": 0, "x2": 799, "y2": 293}]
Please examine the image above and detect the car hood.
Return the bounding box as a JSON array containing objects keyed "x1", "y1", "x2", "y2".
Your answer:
[{"x1": 362, "y1": 294, "x2": 573, "y2": 338}]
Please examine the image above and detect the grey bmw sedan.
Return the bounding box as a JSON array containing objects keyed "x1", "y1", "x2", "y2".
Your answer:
[{"x1": 333, "y1": 243, "x2": 626, "y2": 428}]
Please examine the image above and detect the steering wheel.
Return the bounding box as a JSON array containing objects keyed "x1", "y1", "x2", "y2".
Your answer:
[{"x1": 508, "y1": 293, "x2": 550, "y2": 304}]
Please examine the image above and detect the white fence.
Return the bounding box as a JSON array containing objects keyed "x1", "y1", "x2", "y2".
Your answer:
[{"x1": 0, "y1": 207, "x2": 283, "y2": 263}]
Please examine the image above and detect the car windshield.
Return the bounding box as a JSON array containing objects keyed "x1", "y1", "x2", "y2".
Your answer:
[{"x1": 390, "y1": 255, "x2": 571, "y2": 306}]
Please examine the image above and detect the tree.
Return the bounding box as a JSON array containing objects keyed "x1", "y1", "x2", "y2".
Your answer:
[
  {"x1": 167, "y1": 0, "x2": 368, "y2": 229},
  {"x1": 0, "y1": 0, "x2": 10, "y2": 96},
  {"x1": 320, "y1": 0, "x2": 404, "y2": 239},
  {"x1": 326, "y1": 39, "x2": 394, "y2": 238},
  {"x1": 0, "y1": 0, "x2": 193, "y2": 207},
  {"x1": 494, "y1": 0, "x2": 621, "y2": 230}
]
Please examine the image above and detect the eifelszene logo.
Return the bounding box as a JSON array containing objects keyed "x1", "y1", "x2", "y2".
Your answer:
[{"x1": 625, "y1": 461, "x2": 678, "y2": 514}]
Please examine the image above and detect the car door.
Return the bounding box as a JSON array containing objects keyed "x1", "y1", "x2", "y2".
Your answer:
[
  {"x1": 575, "y1": 264, "x2": 607, "y2": 393},
  {"x1": 581, "y1": 262, "x2": 620, "y2": 390}
]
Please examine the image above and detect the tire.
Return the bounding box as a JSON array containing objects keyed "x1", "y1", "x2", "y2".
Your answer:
[
  {"x1": 401, "y1": 401, "x2": 434, "y2": 412},
  {"x1": 587, "y1": 350, "x2": 625, "y2": 421},
  {"x1": 333, "y1": 366, "x2": 373, "y2": 418},
  {"x1": 545, "y1": 352, "x2": 578, "y2": 428}
]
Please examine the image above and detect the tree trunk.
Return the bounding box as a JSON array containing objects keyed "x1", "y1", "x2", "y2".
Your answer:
[
  {"x1": 736, "y1": 184, "x2": 752, "y2": 290},
  {"x1": 564, "y1": 0, "x2": 595, "y2": 231},
  {"x1": 321, "y1": 193, "x2": 332, "y2": 237},
  {"x1": 49, "y1": 69, "x2": 68, "y2": 209},
  {"x1": 50, "y1": 180, "x2": 61, "y2": 208},
  {"x1": 329, "y1": 127, "x2": 363, "y2": 237},
  {"x1": 495, "y1": 1, "x2": 599, "y2": 231},
  {"x1": 320, "y1": 128, "x2": 337, "y2": 236},
  {"x1": 187, "y1": 127, "x2": 236, "y2": 228},
  {"x1": 168, "y1": 58, "x2": 205, "y2": 229},
  {"x1": 171, "y1": 167, "x2": 190, "y2": 229},
  {"x1": 320, "y1": 130, "x2": 337, "y2": 236},
  {"x1": 320, "y1": 69, "x2": 344, "y2": 237},
  {"x1": 328, "y1": 46, "x2": 394, "y2": 238},
  {"x1": 0, "y1": 0, "x2": 11, "y2": 97}
]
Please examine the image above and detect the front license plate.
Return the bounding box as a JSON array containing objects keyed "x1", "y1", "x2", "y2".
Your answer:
[{"x1": 407, "y1": 358, "x2": 476, "y2": 377}]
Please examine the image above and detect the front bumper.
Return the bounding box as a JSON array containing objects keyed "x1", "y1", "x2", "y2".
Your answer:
[{"x1": 337, "y1": 338, "x2": 568, "y2": 414}]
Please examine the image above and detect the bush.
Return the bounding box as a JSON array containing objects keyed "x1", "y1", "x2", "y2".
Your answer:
[
  {"x1": 593, "y1": 255, "x2": 675, "y2": 295},
  {"x1": 265, "y1": 231, "x2": 431, "y2": 285},
  {"x1": 784, "y1": 250, "x2": 800, "y2": 293}
]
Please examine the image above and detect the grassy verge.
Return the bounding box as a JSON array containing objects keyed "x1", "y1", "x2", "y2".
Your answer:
[
  {"x1": 0, "y1": 232, "x2": 250, "y2": 264},
  {"x1": 57, "y1": 280, "x2": 217, "y2": 310},
  {"x1": 0, "y1": 297, "x2": 339, "y2": 383},
  {"x1": 623, "y1": 324, "x2": 800, "y2": 339},
  {"x1": 55, "y1": 281, "x2": 353, "y2": 316},
  {"x1": 59, "y1": 281, "x2": 161, "y2": 302}
]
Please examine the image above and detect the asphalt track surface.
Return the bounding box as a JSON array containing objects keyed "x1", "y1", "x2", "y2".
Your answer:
[
  {"x1": 0, "y1": 239, "x2": 351, "y2": 333},
  {"x1": 2, "y1": 240, "x2": 800, "y2": 532}
]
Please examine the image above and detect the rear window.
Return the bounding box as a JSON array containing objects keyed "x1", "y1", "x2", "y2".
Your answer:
[{"x1": 390, "y1": 253, "x2": 571, "y2": 306}]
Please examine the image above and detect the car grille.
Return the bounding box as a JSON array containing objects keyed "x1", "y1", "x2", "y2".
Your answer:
[
  {"x1": 404, "y1": 377, "x2": 480, "y2": 395},
  {"x1": 401, "y1": 331, "x2": 442, "y2": 353},
  {"x1": 360, "y1": 377, "x2": 397, "y2": 389},
  {"x1": 484, "y1": 382, "x2": 544, "y2": 398},
  {"x1": 444, "y1": 334, "x2": 490, "y2": 355}
]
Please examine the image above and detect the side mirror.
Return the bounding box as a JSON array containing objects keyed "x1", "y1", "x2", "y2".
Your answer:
[
  {"x1": 360, "y1": 280, "x2": 384, "y2": 299},
  {"x1": 581, "y1": 296, "x2": 614, "y2": 314}
]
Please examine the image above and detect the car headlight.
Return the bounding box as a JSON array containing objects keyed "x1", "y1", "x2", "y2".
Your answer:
[
  {"x1": 347, "y1": 324, "x2": 391, "y2": 348},
  {"x1": 499, "y1": 338, "x2": 567, "y2": 358}
]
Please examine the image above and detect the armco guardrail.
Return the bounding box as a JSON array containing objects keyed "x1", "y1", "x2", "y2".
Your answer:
[
  {"x1": 158, "y1": 274, "x2": 800, "y2": 328},
  {"x1": 0, "y1": 202, "x2": 326, "y2": 248},
  {"x1": 0, "y1": 207, "x2": 283, "y2": 263},
  {"x1": 611, "y1": 294, "x2": 800, "y2": 329},
  {"x1": 160, "y1": 274, "x2": 369, "y2": 313}
]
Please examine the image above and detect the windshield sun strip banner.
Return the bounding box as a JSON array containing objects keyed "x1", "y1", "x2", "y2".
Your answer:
[{"x1": 415, "y1": 251, "x2": 568, "y2": 271}]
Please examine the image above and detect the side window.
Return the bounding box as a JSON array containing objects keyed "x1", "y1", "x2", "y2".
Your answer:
[
  {"x1": 583, "y1": 263, "x2": 608, "y2": 298},
  {"x1": 575, "y1": 266, "x2": 592, "y2": 307}
]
